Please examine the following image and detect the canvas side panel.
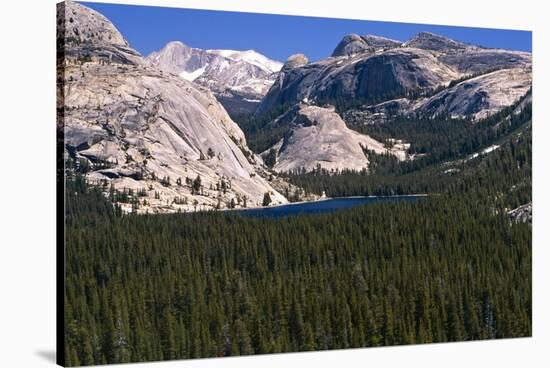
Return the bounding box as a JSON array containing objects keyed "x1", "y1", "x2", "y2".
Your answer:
[{"x1": 56, "y1": 1, "x2": 66, "y2": 366}]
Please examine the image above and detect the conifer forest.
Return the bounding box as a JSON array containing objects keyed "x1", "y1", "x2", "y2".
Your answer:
[{"x1": 63, "y1": 110, "x2": 532, "y2": 366}]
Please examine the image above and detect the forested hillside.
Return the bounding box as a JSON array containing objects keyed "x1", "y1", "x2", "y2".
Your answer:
[
  {"x1": 285, "y1": 98, "x2": 531, "y2": 201},
  {"x1": 59, "y1": 3, "x2": 532, "y2": 366},
  {"x1": 64, "y1": 123, "x2": 531, "y2": 365}
]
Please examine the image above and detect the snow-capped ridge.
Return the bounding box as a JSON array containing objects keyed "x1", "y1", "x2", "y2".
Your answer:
[
  {"x1": 146, "y1": 41, "x2": 283, "y2": 114},
  {"x1": 206, "y1": 49, "x2": 282, "y2": 73}
]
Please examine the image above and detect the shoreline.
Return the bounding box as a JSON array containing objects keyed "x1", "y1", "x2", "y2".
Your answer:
[{"x1": 222, "y1": 193, "x2": 429, "y2": 213}]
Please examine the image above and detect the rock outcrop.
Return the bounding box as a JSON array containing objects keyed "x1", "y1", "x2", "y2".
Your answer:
[
  {"x1": 402, "y1": 32, "x2": 472, "y2": 51},
  {"x1": 342, "y1": 67, "x2": 531, "y2": 123},
  {"x1": 362, "y1": 35, "x2": 402, "y2": 49},
  {"x1": 282, "y1": 54, "x2": 309, "y2": 70},
  {"x1": 256, "y1": 47, "x2": 459, "y2": 116},
  {"x1": 332, "y1": 34, "x2": 401, "y2": 56},
  {"x1": 508, "y1": 203, "x2": 532, "y2": 224},
  {"x1": 257, "y1": 32, "x2": 532, "y2": 122},
  {"x1": 439, "y1": 49, "x2": 532, "y2": 74},
  {"x1": 262, "y1": 105, "x2": 408, "y2": 172},
  {"x1": 412, "y1": 68, "x2": 532, "y2": 119},
  {"x1": 57, "y1": 0, "x2": 142, "y2": 66},
  {"x1": 332, "y1": 34, "x2": 371, "y2": 57},
  {"x1": 58, "y1": 1, "x2": 287, "y2": 213}
]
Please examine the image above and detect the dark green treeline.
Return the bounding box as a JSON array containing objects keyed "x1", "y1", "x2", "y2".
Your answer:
[
  {"x1": 64, "y1": 103, "x2": 532, "y2": 366},
  {"x1": 64, "y1": 181, "x2": 531, "y2": 366}
]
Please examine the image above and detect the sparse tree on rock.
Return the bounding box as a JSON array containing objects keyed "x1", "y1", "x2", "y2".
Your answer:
[{"x1": 262, "y1": 192, "x2": 272, "y2": 207}]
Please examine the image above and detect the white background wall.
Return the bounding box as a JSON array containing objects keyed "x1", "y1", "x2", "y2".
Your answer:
[{"x1": 0, "y1": 0, "x2": 548, "y2": 367}]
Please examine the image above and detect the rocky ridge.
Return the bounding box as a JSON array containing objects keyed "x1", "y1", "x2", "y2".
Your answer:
[
  {"x1": 58, "y1": 1, "x2": 287, "y2": 213},
  {"x1": 257, "y1": 32, "x2": 531, "y2": 120},
  {"x1": 256, "y1": 47, "x2": 460, "y2": 116},
  {"x1": 332, "y1": 33, "x2": 402, "y2": 56},
  {"x1": 261, "y1": 104, "x2": 409, "y2": 173},
  {"x1": 343, "y1": 67, "x2": 531, "y2": 124},
  {"x1": 146, "y1": 41, "x2": 282, "y2": 115}
]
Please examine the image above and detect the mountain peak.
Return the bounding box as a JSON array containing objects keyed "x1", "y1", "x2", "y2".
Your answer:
[
  {"x1": 404, "y1": 32, "x2": 472, "y2": 51},
  {"x1": 206, "y1": 49, "x2": 282, "y2": 73},
  {"x1": 164, "y1": 40, "x2": 189, "y2": 49},
  {"x1": 59, "y1": 1, "x2": 289, "y2": 213},
  {"x1": 332, "y1": 34, "x2": 402, "y2": 57},
  {"x1": 361, "y1": 34, "x2": 402, "y2": 48},
  {"x1": 57, "y1": 0, "x2": 142, "y2": 65},
  {"x1": 57, "y1": 0, "x2": 128, "y2": 48},
  {"x1": 332, "y1": 34, "x2": 369, "y2": 57},
  {"x1": 283, "y1": 54, "x2": 309, "y2": 69},
  {"x1": 146, "y1": 41, "x2": 283, "y2": 115},
  {"x1": 417, "y1": 31, "x2": 440, "y2": 38}
]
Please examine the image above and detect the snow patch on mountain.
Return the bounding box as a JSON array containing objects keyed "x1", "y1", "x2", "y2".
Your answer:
[
  {"x1": 179, "y1": 66, "x2": 207, "y2": 81},
  {"x1": 207, "y1": 49, "x2": 282, "y2": 73},
  {"x1": 146, "y1": 43, "x2": 283, "y2": 114}
]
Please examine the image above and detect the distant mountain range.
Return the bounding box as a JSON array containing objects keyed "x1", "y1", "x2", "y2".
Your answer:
[
  {"x1": 252, "y1": 31, "x2": 530, "y2": 172},
  {"x1": 146, "y1": 42, "x2": 282, "y2": 115},
  {"x1": 257, "y1": 31, "x2": 531, "y2": 117},
  {"x1": 58, "y1": 1, "x2": 532, "y2": 212}
]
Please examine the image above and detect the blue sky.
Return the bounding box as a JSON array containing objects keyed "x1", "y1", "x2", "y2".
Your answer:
[{"x1": 82, "y1": 1, "x2": 532, "y2": 62}]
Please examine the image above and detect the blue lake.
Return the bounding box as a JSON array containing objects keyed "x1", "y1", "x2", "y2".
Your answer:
[{"x1": 231, "y1": 195, "x2": 426, "y2": 218}]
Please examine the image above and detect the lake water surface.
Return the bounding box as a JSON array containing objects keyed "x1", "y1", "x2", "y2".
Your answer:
[{"x1": 232, "y1": 195, "x2": 426, "y2": 218}]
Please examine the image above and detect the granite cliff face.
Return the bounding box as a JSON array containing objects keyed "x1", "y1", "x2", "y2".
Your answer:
[
  {"x1": 439, "y1": 49, "x2": 531, "y2": 75},
  {"x1": 256, "y1": 47, "x2": 460, "y2": 116},
  {"x1": 343, "y1": 67, "x2": 531, "y2": 123},
  {"x1": 261, "y1": 105, "x2": 408, "y2": 173},
  {"x1": 256, "y1": 32, "x2": 531, "y2": 120},
  {"x1": 252, "y1": 32, "x2": 530, "y2": 172},
  {"x1": 412, "y1": 68, "x2": 531, "y2": 119},
  {"x1": 58, "y1": 2, "x2": 532, "y2": 201},
  {"x1": 58, "y1": 1, "x2": 287, "y2": 213},
  {"x1": 146, "y1": 41, "x2": 282, "y2": 115},
  {"x1": 332, "y1": 34, "x2": 371, "y2": 57}
]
